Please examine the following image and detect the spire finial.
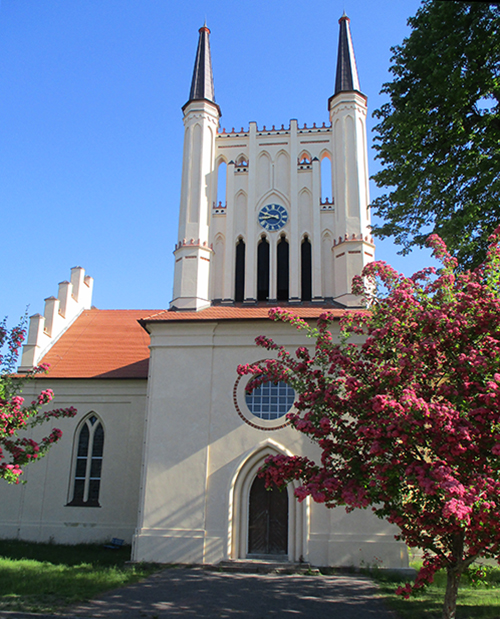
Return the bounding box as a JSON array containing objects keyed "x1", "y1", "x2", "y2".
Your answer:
[
  {"x1": 334, "y1": 12, "x2": 361, "y2": 95},
  {"x1": 186, "y1": 24, "x2": 216, "y2": 105}
]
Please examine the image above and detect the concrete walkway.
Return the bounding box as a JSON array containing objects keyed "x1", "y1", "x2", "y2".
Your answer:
[{"x1": 0, "y1": 568, "x2": 399, "y2": 619}]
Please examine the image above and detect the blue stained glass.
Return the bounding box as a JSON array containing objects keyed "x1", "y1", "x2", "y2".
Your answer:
[{"x1": 245, "y1": 380, "x2": 295, "y2": 420}]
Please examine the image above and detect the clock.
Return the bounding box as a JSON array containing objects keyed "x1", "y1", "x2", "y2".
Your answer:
[{"x1": 258, "y1": 204, "x2": 288, "y2": 231}]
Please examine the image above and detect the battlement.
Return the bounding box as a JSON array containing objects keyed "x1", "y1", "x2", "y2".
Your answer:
[
  {"x1": 19, "y1": 267, "x2": 94, "y2": 371},
  {"x1": 216, "y1": 120, "x2": 331, "y2": 137}
]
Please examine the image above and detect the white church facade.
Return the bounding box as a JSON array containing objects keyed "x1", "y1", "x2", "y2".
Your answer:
[{"x1": 1, "y1": 16, "x2": 408, "y2": 569}]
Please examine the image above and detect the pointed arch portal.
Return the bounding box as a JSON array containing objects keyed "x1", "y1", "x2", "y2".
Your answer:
[{"x1": 228, "y1": 440, "x2": 307, "y2": 561}]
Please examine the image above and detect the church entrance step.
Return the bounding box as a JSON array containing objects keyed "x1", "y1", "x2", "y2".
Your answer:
[{"x1": 215, "y1": 559, "x2": 320, "y2": 575}]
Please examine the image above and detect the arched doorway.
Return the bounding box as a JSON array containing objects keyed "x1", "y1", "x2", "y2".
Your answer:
[
  {"x1": 248, "y1": 476, "x2": 288, "y2": 557},
  {"x1": 228, "y1": 440, "x2": 307, "y2": 562}
]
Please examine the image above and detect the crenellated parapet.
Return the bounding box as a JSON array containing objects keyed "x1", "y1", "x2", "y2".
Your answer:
[
  {"x1": 333, "y1": 233, "x2": 374, "y2": 246},
  {"x1": 19, "y1": 267, "x2": 93, "y2": 371},
  {"x1": 216, "y1": 121, "x2": 331, "y2": 137}
]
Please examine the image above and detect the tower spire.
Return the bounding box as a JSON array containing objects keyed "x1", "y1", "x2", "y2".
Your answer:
[
  {"x1": 186, "y1": 24, "x2": 216, "y2": 106},
  {"x1": 334, "y1": 13, "x2": 361, "y2": 95},
  {"x1": 173, "y1": 26, "x2": 220, "y2": 311}
]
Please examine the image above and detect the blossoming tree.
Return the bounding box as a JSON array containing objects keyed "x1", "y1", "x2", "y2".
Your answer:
[
  {"x1": 238, "y1": 232, "x2": 500, "y2": 619},
  {"x1": 0, "y1": 316, "x2": 77, "y2": 484}
]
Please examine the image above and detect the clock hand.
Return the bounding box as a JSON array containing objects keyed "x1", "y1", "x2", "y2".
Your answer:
[{"x1": 261, "y1": 214, "x2": 279, "y2": 220}]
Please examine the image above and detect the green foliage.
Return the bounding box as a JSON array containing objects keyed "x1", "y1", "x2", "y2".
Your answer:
[
  {"x1": 374, "y1": 562, "x2": 500, "y2": 619},
  {"x1": 0, "y1": 540, "x2": 160, "y2": 614},
  {"x1": 0, "y1": 316, "x2": 77, "y2": 483},
  {"x1": 372, "y1": 0, "x2": 500, "y2": 269}
]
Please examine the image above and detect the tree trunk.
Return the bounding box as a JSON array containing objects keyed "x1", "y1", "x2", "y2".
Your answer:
[{"x1": 442, "y1": 567, "x2": 461, "y2": 619}]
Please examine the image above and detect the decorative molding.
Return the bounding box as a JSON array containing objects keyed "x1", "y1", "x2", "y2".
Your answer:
[{"x1": 233, "y1": 372, "x2": 291, "y2": 431}]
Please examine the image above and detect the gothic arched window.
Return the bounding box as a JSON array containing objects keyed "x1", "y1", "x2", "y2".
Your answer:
[
  {"x1": 277, "y1": 235, "x2": 289, "y2": 301},
  {"x1": 298, "y1": 151, "x2": 312, "y2": 165},
  {"x1": 301, "y1": 236, "x2": 312, "y2": 302},
  {"x1": 257, "y1": 237, "x2": 270, "y2": 301},
  {"x1": 321, "y1": 155, "x2": 333, "y2": 204},
  {"x1": 235, "y1": 238, "x2": 246, "y2": 302},
  {"x1": 216, "y1": 160, "x2": 227, "y2": 208},
  {"x1": 68, "y1": 414, "x2": 104, "y2": 507}
]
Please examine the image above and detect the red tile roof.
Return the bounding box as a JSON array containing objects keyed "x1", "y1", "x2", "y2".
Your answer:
[
  {"x1": 38, "y1": 310, "x2": 159, "y2": 379},
  {"x1": 141, "y1": 305, "x2": 353, "y2": 323},
  {"x1": 36, "y1": 305, "x2": 361, "y2": 379}
]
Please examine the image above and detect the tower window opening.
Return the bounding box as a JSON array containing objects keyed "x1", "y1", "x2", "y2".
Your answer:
[
  {"x1": 235, "y1": 238, "x2": 246, "y2": 302},
  {"x1": 277, "y1": 235, "x2": 289, "y2": 302},
  {"x1": 301, "y1": 237, "x2": 312, "y2": 302},
  {"x1": 298, "y1": 151, "x2": 312, "y2": 165},
  {"x1": 321, "y1": 156, "x2": 333, "y2": 204},
  {"x1": 236, "y1": 155, "x2": 249, "y2": 172},
  {"x1": 216, "y1": 160, "x2": 227, "y2": 207},
  {"x1": 257, "y1": 237, "x2": 270, "y2": 301}
]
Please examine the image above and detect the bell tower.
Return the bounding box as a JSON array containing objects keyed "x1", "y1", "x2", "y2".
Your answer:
[
  {"x1": 171, "y1": 15, "x2": 374, "y2": 311},
  {"x1": 171, "y1": 25, "x2": 221, "y2": 311}
]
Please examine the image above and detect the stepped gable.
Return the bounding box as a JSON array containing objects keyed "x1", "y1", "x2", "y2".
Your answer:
[{"x1": 37, "y1": 309, "x2": 159, "y2": 379}]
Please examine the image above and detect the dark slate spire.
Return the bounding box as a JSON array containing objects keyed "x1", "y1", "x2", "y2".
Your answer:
[
  {"x1": 334, "y1": 12, "x2": 361, "y2": 95},
  {"x1": 187, "y1": 24, "x2": 216, "y2": 105}
]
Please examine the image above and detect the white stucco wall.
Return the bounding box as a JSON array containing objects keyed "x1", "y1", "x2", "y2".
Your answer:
[
  {"x1": 0, "y1": 378, "x2": 147, "y2": 544},
  {"x1": 133, "y1": 318, "x2": 407, "y2": 569}
]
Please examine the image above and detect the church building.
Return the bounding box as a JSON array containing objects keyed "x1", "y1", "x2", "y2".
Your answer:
[{"x1": 1, "y1": 15, "x2": 408, "y2": 569}]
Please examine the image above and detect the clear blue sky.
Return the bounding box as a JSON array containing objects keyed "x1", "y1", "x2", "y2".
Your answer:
[{"x1": 1, "y1": 0, "x2": 434, "y2": 327}]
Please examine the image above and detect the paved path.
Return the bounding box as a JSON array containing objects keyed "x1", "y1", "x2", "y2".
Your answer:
[{"x1": 0, "y1": 568, "x2": 398, "y2": 619}]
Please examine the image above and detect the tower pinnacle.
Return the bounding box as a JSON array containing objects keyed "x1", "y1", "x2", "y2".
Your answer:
[
  {"x1": 186, "y1": 24, "x2": 217, "y2": 107},
  {"x1": 334, "y1": 13, "x2": 361, "y2": 95}
]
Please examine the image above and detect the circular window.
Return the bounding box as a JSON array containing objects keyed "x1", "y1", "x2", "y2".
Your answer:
[
  {"x1": 245, "y1": 381, "x2": 295, "y2": 420},
  {"x1": 233, "y1": 371, "x2": 295, "y2": 431}
]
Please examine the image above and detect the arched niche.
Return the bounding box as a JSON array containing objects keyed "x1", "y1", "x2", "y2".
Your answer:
[
  {"x1": 188, "y1": 123, "x2": 203, "y2": 223},
  {"x1": 228, "y1": 439, "x2": 308, "y2": 561},
  {"x1": 275, "y1": 150, "x2": 290, "y2": 196},
  {"x1": 298, "y1": 188, "x2": 312, "y2": 233},
  {"x1": 256, "y1": 190, "x2": 290, "y2": 213},
  {"x1": 322, "y1": 230, "x2": 334, "y2": 298},
  {"x1": 257, "y1": 152, "x2": 272, "y2": 197},
  {"x1": 212, "y1": 233, "x2": 225, "y2": 300},
  {"x1": 235, "y1": 190, "x2": 248, "y2": 238}
]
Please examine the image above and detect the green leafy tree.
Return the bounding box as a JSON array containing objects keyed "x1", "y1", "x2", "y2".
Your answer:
[
  {"x1": 0, "y1": 316, "x2": 76, "y2": 483},
  {"x1": 372, "y1": 0, "x2": 500, "y2": 269}
]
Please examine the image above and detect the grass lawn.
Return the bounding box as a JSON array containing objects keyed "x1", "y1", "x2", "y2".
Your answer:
[
  {"x1": 373, "y1": 563, "x2": 500, "y2": 619},
  {"x1": 0, "y1": 539, "x2": 161, "y2": 614}
]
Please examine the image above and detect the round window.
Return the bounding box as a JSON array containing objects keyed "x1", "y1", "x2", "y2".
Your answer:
[
  {"x1": 245, "y1": 380, "x2": 295, "y2": 420},
  {"x1": 233, "y1": 369, "x2": 296, "y2": 431}
]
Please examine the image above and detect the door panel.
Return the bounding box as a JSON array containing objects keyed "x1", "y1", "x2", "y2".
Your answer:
[{"x1": 248, "y1": 476, "x2": 288, "y2": 556}]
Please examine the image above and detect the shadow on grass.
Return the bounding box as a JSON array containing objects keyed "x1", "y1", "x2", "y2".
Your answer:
[
  {"x1": 0, "y1": 539, "x2": 161, "y2": 614},
  {"x1": 372, "y1": 567, "x2": 500, "y2": 619},
  {"x1": 0, "y1": 539, "x2": 132, "y2": 567}
]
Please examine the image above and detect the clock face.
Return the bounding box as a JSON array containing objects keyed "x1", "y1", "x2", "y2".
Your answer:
[{"x1": 258, "y1": 204, "x2": 288, "y2": 231}]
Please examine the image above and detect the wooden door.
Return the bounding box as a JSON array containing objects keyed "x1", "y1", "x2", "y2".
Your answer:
[{"x1": 248, "y1": 476, "x2": 288, "y2": 556}]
